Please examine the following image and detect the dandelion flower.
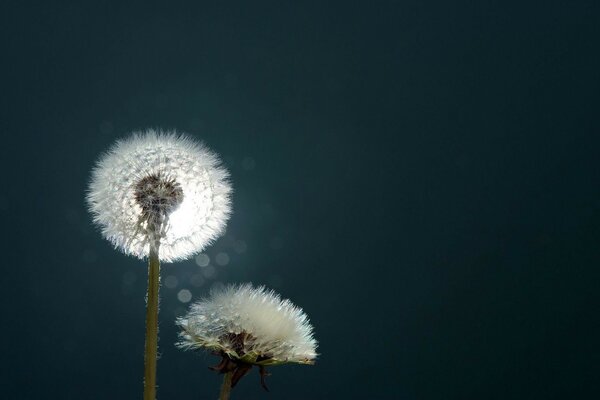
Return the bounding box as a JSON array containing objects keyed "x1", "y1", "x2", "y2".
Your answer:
[
  {"x1": 177, "y1": 284, "x2": 317, "y2": 395},
  {"x1": 87, "y1": 129, "x2": 232, "y2": 262},
  {"x1": 86, "y1": 129, "x2": 232, "y2": 400}
]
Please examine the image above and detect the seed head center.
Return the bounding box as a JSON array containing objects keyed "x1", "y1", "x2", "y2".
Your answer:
[{"x1": 134, "y1": 174, "x2": 184, "y2": 221}]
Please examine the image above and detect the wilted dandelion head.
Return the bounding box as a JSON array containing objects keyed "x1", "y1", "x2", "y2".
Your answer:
[
  {"x1": 177, "y1": 284, "x2": 317, "y2": 389},
  {"x1": 87, "y1": 129, "x2": 232, "y2": 262}
]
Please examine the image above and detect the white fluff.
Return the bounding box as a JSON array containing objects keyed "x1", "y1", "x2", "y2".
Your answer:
[
  {"x1": 177, "y1": 284, "x2": 317, "y2": 365},
  {"x1": 86, "y1": 129, "x2": 232, "y2": 262}
]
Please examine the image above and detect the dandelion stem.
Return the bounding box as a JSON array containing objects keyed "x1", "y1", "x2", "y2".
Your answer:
[
  {"x1": 143, "y1": 246, "x2": 160, "y2": 400},
  {"x1": 219, "y1": 371, "x2": 233, "y2": 400}
]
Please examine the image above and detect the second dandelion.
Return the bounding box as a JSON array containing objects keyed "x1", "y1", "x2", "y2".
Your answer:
[
  {"x1": 177, "y1": 284, "x2": 317, "y2": 399},
  {"x1": 87, "y1": 129, "x2": 232, "y2": 400}
]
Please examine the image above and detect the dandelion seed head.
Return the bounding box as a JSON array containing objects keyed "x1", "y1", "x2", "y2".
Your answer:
[
  {"x1": 176, "y1": 284, "x2": 317, "y2": 366},
  {"x1": 87, "y1": 129, "x2": 232, "y2": 262}
]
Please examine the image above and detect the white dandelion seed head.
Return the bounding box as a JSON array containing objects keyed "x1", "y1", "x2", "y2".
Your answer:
[
  {"x1": 176, "y1": 284, "x2": 317, "y2": 366},
  {"x1": 86, "y1": 129, "x2": 232, "y2": 262}
]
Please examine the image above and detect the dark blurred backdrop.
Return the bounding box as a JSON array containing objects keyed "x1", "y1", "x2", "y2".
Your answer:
[{"x1": 1, "y1": 1, "x2": 599, "y2": 399}]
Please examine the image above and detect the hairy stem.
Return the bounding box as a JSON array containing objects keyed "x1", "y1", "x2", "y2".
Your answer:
[
  {"x1": 219, "y1": 371, "x2": 233, "y2": 400},
  {"x1": 143, "y1": 246, "x2": 160, "y2": 400}
]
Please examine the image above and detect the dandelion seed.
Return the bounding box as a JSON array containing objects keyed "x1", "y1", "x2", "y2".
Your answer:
[{"x1": 177, "y1": 284, "x2": 317, "y2": 395}]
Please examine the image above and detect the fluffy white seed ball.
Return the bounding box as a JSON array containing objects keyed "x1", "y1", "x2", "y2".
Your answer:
[
  {"x1": 87, "y1": 129, "x2": 232, "y2": 262},
  {"x1": 177, "y1": 284, "x2": 317, "y2": 365}
]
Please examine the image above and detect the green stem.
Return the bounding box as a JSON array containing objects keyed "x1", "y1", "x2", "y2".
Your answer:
[
  {"x1": 219, "y1": 371, "x2": 233, "y2": 400},
  {"x1": 143, "y1": 247, "x2": 160, "y2": 400}
]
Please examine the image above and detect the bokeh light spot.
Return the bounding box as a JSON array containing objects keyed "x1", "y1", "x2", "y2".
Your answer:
[
  {"x1": 164, "y1": 275, "x2": 178, "y2": 289},
  {"x1": 195, "y1": 253, "x2": 210, "y2": 267},
  {"x1": 202, "y1": 265, "x2": 216, "y2": 279},
  {"x1": 215, "y1": 252, "x2": 230, "y2": 266},
  {"x1": 177, "y1": 289, "x2": 192, "y2": 303}
]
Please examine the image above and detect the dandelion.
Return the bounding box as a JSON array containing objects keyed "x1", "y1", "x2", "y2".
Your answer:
[
  {"x1": 87, "y1": 129, "x2": 231, "y2": 262},
  {"x1": 177, "y1": 284, "x2": 317, "y2": 399},
  {"x1": 87, "y1": 129, "x2": 232, "y2": 400}
]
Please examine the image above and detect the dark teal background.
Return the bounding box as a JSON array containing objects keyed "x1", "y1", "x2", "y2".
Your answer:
[{"x1": 1, "y1": 1, "x2": 599, "y2": 399}]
